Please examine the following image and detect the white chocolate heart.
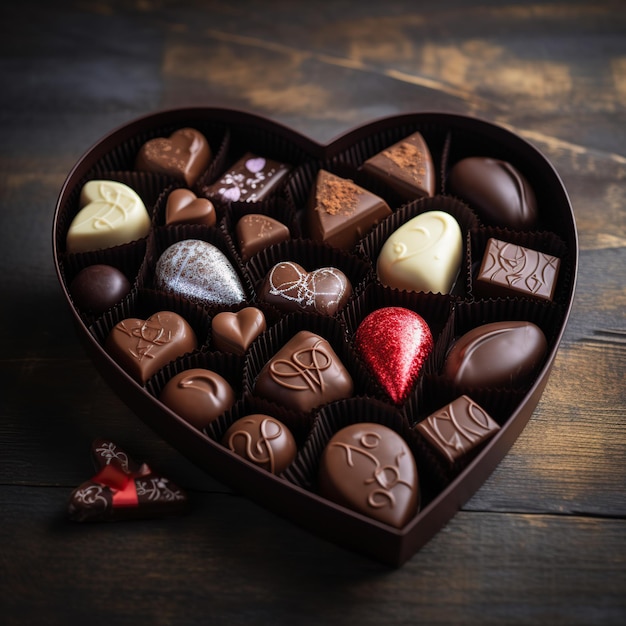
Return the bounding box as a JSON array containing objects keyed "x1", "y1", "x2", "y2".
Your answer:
[
  {"x1": 376, "y1": 210, "x2": 463, "y2": 294},
  {"x1": 66, "y1": 180, "x2": 151, "y2": 253}
]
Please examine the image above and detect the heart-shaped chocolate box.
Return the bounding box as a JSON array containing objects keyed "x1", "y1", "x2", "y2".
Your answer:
[{"x1": 53, "y1": 108, "x2": 577, "y2": 567}]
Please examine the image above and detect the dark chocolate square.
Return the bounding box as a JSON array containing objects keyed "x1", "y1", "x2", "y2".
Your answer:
[{"x1": 415, "y1": 395, "x2": 500, "y2": 464}]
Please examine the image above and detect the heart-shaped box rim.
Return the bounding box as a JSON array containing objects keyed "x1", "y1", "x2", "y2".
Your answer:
[{"x1": 52, "y1": 107, "x2": 578, "y2": 567}]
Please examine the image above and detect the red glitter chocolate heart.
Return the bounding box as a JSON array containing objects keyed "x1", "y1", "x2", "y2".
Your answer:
[{"x1": 355, "y1": 307, "x2": 433, "y2": 404}]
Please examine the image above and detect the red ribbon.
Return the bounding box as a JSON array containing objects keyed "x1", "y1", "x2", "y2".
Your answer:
[{"x1": 92, "y1": 464, "x2": 139, "y2": 508}]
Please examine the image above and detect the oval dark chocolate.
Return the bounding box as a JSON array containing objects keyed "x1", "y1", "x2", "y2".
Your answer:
[
  {"x1": 318, "y1": 422, "x2": 419, "y2": 528},
  {"x1": 446, "y1": 157, "x2": 538, "y2": 229},
  {"x1": 69, "y1": 264, "x2": 131, "y2": 314},
  {"x1": 443, "y1": 321, "x2": 547, "y2": 389}
]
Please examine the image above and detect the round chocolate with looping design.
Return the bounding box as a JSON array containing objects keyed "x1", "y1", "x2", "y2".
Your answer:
[{"x1": 221, "y1": 414, "x2": 297, "y2": 474}]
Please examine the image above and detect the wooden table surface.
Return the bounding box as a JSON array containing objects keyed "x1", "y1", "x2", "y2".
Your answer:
[{"x1": 1, "y1": 1, "x2": 625, "y2": 624}]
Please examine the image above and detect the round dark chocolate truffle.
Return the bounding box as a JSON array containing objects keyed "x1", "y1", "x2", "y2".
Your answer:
[
  {"x1": 446, "y1": 156, "x2": 538, "y2": 230},
  {"x1": 160, "y1": 368, "x2": 235, "y2": 429},
  {"x1": 221, "y1": 414, "x2": 297, "y2": 474},
  {"x1": 69, "y1": 264, "x2": 131, "y2": 314}
]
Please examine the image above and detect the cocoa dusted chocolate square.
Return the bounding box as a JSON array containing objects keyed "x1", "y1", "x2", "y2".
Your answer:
[{"x1": 474, "y1": 237, "x2": 560, "y2": 301}]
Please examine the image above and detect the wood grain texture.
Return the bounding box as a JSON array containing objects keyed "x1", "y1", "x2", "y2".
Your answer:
[{"x1": 1, "y1": 0, "x2": 625, "y2": 624}]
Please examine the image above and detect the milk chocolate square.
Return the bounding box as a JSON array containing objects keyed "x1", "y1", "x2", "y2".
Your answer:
[{"x1": 474, "y1": 238, "x2": 560, "y2": 301}]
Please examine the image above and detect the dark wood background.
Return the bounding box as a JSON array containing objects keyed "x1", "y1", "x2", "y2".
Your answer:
[{"x1": 1, "y1": 1, "x2": 625, "y2": 624}]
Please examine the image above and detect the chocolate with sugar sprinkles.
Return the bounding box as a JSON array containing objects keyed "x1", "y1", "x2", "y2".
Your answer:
[
  {"x1": 203, "y1": 152, "x2": 290, "y2": 204},
  {"x1": 135, "y1": 127, "x2": 212, "y2": 186}
]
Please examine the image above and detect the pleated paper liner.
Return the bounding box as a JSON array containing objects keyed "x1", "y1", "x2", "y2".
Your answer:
[
  {"x1": 138, "y1": 222, "x2": 256, "y2": 305},
  {"x1": 88, "y1": 287, "x2": 211, "y2": 366},
  {"x1": 86, "y1": 121, "x2": 231, "y2": 187},
  {"x1": 220, "y1": 196, "x2": 303, "y2": 264},
  {"x1": 244, "y1": 237, "x2": 374, "y2": 314},
  {"x1": 358, "y1": 195, "x2": 479, "y2": 300},
  {"x1": 282, "y1": 397, "x2": 425, "y2": 518},
  {"x1": 203, "y1": 392, "x2": 315, "y2": 475},
  {"x1": 340, "y1": 282, "x2": 455, "y2": 405},
  {"x1": 242, "y1": 311, "x2": 371, "y2": 414},
  {"x1": 467, "y1": 226, "x2": 571, "y2": 306}
]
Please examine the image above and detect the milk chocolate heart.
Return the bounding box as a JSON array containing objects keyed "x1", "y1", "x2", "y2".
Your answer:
[
  {"x1": 155, "y1": 239, "x2": 246, "y2": 306},
  {"x1": 135, "y1": 127, "x2": 211, "y2": 186},
  {"x1": 355, "y1": 307, "x2": 433, "y2": 404},
  {"x1": 165, "y1": 188, "x2": 216, "y2": 226},
  {"x1": 105, "y1": 311, "x2": 197, "y2": 383},
  {"x1": 258, "y1": 261, "x2": 352, "y2": 316},
  {"x1": 211, "y1": 307, "x2": 266, "y2": 355},
  {"x1": 66, "y1": 180, "x2": 151, "y2": 253}
]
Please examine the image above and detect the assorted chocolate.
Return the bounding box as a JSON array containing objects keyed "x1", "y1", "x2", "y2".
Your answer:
[
  {"x1": 69, "y1": 264, "x2": 131, "y2": 314},
  {"x1": 474, "y1": 237, "x2": 560, "y2": 301},
  {"x1": 222, "y1": 414, "x2": 297, "y2": 474},
  {"x1": 105, "y1": 311, "x2": 197, "y2": 384},
  {"x1": 318, "y1": 423, "x2": 419, "y2": 528},
  {"x1": 414, "y1": 396, "x2": 500, "y2": 464},
  {"x1": 165, "y1": 188, "x2": 216, "y2": 227},
  {"x1": 135, "y1": 127, "x2": 211, "y2": 186},
  {"x1": 203, "y1": 152, "x2": 290, "y2": 204},
  {"x1": 154, "y1": 239, "x2": 246, "y2": 307},
  {"x1": 159, "y1": 367, "x2": 236, "y2": 429},
  {"x1": 446, "y1": 156, "x2": 538, "y2": 230},
  {"x1": 68, "y1": 439, "x2": 188, "y2": 522},
  {"x1": 361, "y1": 131, "x2": 435, "y2": 200},
  {"x1": 377, "y1": 210, "x2": 463, "y2": 295},
  {"x1": 59, "y1": 121, "x2": 568, "y2": 531},
  {"x1": 307, "y1": 169, "x2": 392, "y2": 249},
  {"x1": 66, "y1": 180, "x2": 151, "y2": 253},
  {"x1": 254, "y1": 330, "x2": 354, "y2": 412},
  {"x1": 258, "y1": 262, "x2": 352, "y2": 316}
]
